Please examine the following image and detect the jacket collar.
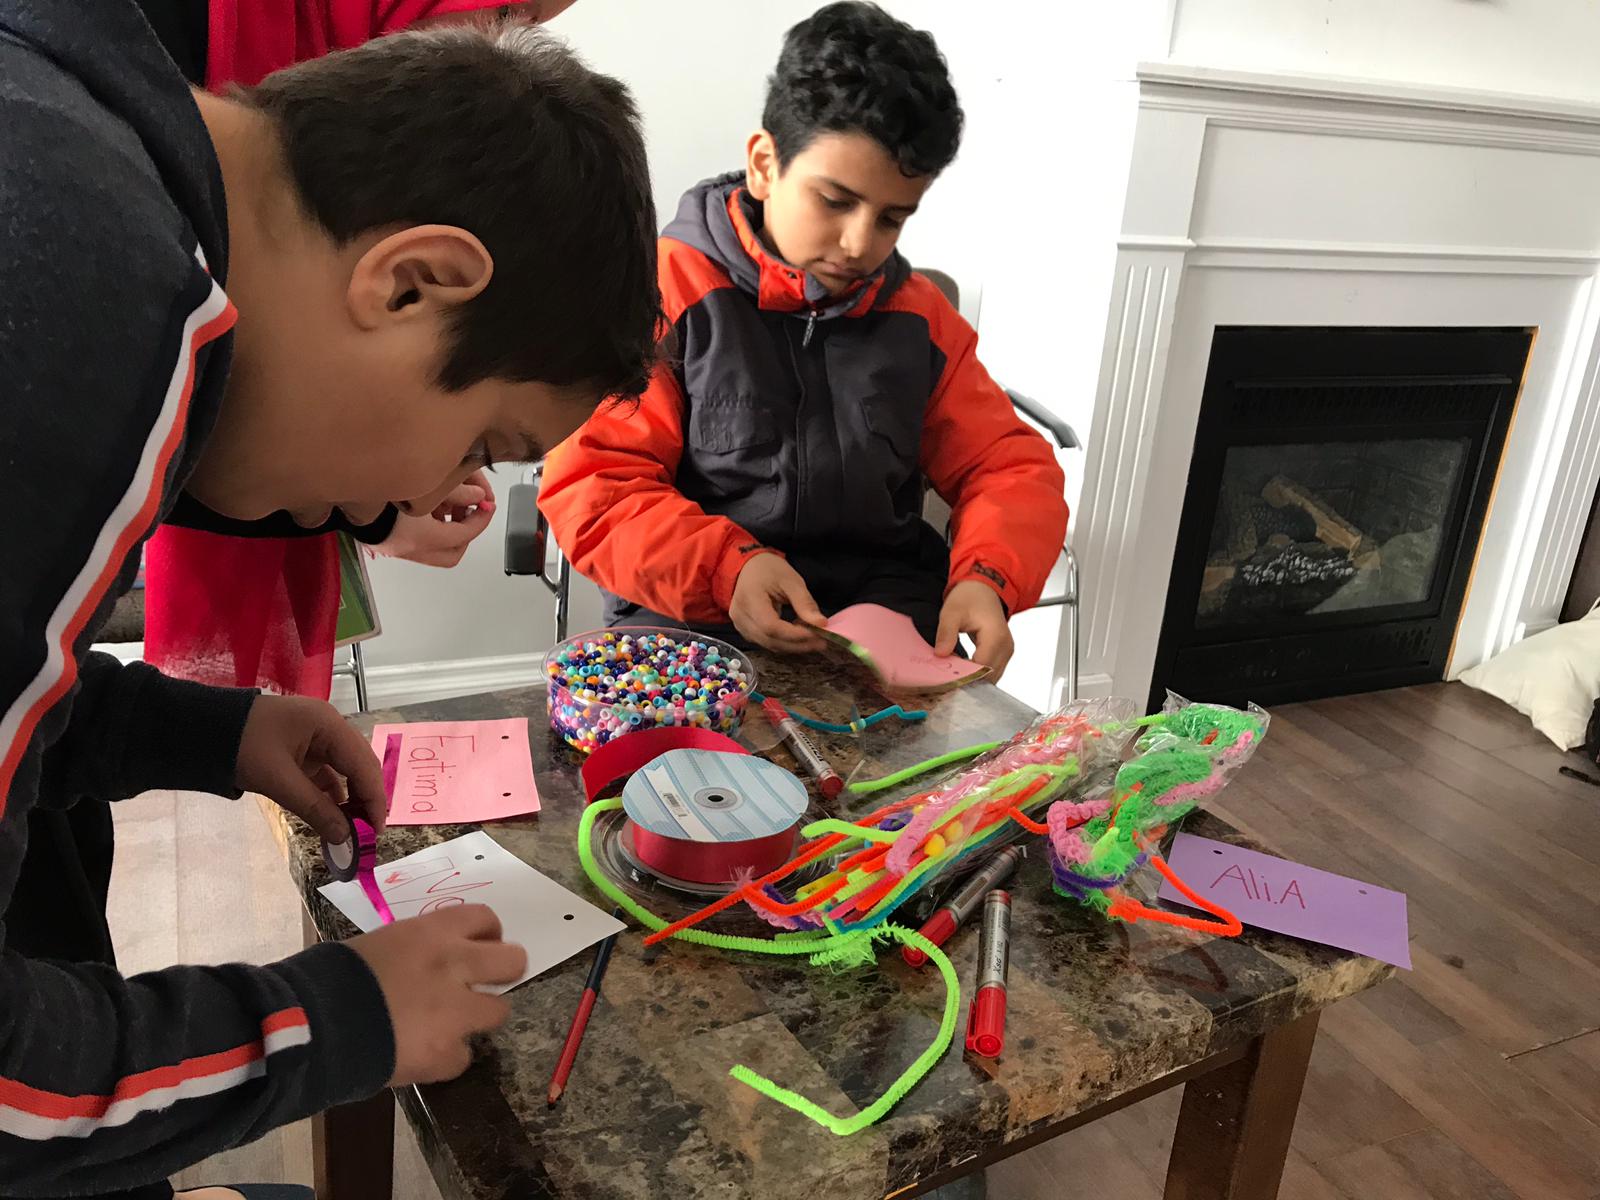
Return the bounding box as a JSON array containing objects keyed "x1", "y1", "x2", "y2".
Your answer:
[{"x1": 662, "y1": 171, "x2": 907, "y2": 321}]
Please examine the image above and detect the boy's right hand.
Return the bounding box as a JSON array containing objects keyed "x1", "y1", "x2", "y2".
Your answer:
[
  {"x1": 730, "y1": 553, "x2": 828, "y2": 653},
  {"x1": 348, "y1": 905, "x2": 527, "y2": 1086}
]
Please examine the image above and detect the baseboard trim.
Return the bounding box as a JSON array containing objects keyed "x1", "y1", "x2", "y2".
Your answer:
[
  {"x1": 331, "y1": 652, "x2": 542, "y2": 714},
  {"x1": 89, "y1": 642, "x2": 542, "y2": 715}
]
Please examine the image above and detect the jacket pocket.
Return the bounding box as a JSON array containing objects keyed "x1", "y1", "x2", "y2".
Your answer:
[
  {"x1": 690, "y1": 399, "x2": 779, "y2": 454},
  {"x1": 859, "y1": 392, "x2": 923, "y2": 466},
  {"x1": 681, "y1": 398, "x2": 784, "y2": 527}
]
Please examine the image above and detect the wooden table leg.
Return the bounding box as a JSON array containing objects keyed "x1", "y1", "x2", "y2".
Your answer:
[
  {"x1": 313, "y1": 1093, "x2": 395, "y2": 1200},
  {"x1": 303, "y1": 908, "x2": 395, "y2": 1200},
  {"x1": 1163, "y1": 1010, "x2": 1321, "y2": 1200}
]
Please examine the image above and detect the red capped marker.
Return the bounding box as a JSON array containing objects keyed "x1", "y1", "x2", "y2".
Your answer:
[
  {"x1": 903, "y1": 845, "x2": 1023, "y2": 968},
  {"x1": 964, "y1": 890, "x2": 1011, "y2": 1060},
  {"x1": 763, "y1": 698, "x2": 844, "y2": 799}
]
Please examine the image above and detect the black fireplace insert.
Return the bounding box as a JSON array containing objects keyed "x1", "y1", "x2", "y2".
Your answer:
[{"x1": 1150, "y1": 326, "x2": 1528, "y2": 709}]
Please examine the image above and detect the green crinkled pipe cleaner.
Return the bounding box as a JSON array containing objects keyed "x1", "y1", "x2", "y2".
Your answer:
[{"x1": 577, "y1": 798, "x2": 961, "y2": 1135}]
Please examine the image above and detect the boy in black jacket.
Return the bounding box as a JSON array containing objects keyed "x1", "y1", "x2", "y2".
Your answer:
[{"x1": 0, "y1": 3, "x2": 657, "y2": 1195}]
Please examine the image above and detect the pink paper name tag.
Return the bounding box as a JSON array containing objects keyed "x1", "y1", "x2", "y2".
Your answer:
[
  {"x1": 370, "y1": 718, "x2": 538, "y2": 826},
  {"x1": 1157, "y1": 833, "x2": 1411, "y2": 969}
]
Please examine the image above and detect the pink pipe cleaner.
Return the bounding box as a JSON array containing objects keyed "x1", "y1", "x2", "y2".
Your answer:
[
  {"x1": 880, "y1": 716, "x2": 1099, "y2": 879},
  {"x1": 1149, "y1": 773, "x2": 1226, "y2": 808},
  {"x1": 1147, "y1": 731, "x2": 1256, "y2": 808},
  {"x1": 731, "y1": 869, "x2": 819, "y2": 931},
  {"x1": 1047, "y1": 795, "x2": 1114, "y2": 862}
]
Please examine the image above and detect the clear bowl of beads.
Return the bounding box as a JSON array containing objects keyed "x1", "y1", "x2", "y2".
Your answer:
[{"x1": 544, "y1": 626, "x2": 757, "y2": 753}]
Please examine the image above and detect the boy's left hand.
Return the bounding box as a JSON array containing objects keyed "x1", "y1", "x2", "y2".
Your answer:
[
  {"x1": 935, "y1": 581, "x2": 1014, "y2": 681},
  {"x1": 236, "y1": 695, "x2": 388, "y2": 843}
]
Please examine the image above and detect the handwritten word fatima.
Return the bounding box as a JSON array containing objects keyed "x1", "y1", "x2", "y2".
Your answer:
[
  {"x1": 1212, "y1": 863, "x2": 1306, "y2": 908},
  {"x1": 403, "y1": 734, "x2": 476, "y2": 814}
]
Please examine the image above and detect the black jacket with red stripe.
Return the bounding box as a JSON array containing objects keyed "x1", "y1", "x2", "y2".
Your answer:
[{"x1": 0, "y1": 2, "x2": 390, "y2": 1191}]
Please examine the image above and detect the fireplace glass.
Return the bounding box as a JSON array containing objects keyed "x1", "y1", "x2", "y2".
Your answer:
[{"x1": 1197, "y1": 437, "x2": 1470, "y2": 629}]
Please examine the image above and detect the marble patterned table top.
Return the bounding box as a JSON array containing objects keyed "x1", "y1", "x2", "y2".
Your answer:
[{"x1": 275, "y1": 652, "x2": 1391, "y2": 1200}]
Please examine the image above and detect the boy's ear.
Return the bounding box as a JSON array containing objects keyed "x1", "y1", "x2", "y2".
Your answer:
[
  {"x1": 346, "y1": 225, "x2": 494, "y2": 329},
  {"x1": 746, "y1": 130, "x2": 779, "y2": 201}
]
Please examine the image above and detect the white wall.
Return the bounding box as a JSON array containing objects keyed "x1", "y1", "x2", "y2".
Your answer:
[
  {"x1": 364, "y1": 1, "x2": 1164, "y2": 713},
  {"x1": 1165, "y1": 0, "x2": 1600, "y2": 103},
  {"x1": 935, "y1": 4, "x2": 1167, "y2": 509},
  {"x1": 359, "y1": 509, "x2": 549, "y2": 669}
]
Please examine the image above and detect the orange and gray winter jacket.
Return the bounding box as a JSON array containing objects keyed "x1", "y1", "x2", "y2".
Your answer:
[{"x1": 539, "y1": 173, "x2": 1068, "y2": 631}]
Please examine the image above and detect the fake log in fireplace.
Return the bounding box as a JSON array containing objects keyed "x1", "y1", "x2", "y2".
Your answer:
[{"x1": 1151, "y1": 327, "x2": 1527, "y2": 709}]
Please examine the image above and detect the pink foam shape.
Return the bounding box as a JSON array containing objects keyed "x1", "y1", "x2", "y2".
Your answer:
[{"x1": 822, "y1": 604, "x2": 988, "y2": 691}]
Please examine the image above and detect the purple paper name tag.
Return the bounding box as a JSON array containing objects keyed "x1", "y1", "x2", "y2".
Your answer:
[{"x1": 1157, "y1": 833, "x2": 1411, "y2": 969}]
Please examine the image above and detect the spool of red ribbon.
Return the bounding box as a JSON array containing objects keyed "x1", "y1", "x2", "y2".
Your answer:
[
  {"x1": 628, "y1": 809, "x2": 798, "y2": 885},
  {"x1": 582, "y1": 726, "x2": 806, "y2": 887}
]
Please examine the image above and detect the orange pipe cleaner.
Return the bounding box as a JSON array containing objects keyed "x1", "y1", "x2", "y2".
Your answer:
[
  {"x1": 1104, "y1": 853, "x2": 1243, "y2": 936},
  {"x1": 832, "y1": 872, "x2": 900, "y2": 920},
  {"x1": 1005, "y1": 807, "x2": 1051, "y2": 834},
  {"x1": 746, "y1": 876, "x2": 850, "y2": 917}
]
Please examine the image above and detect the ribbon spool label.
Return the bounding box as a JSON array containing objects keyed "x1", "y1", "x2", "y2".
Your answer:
[
  {"x1": 624, "y1": 750, "x2": 806, "y2": 843},
  {"x1": 620, "y1": 748, "x2": 807, "y2": 885}
]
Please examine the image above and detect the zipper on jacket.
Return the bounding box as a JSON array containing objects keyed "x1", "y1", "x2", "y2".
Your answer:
[
  {"x1": 802, "y1": 309, "x2": 818, "y2": 347},
  {"x1": 785, "y1": 321, "x2": 809, "y2": 541}
]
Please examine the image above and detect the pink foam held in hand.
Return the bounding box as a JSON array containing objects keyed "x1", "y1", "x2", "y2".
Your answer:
[{"x1": 821, "y1": 605, "x2": 988, "y2": 691}]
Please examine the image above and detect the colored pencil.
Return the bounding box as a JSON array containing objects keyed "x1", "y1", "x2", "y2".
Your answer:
[{"x1": 546, "y1": 907, "x2": 624, "y2": 1106}]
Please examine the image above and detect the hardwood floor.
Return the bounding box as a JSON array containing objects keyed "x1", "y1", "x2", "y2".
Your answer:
[{"x1": 108, "y1": 683, "x2": 1600, "y2": 1199}]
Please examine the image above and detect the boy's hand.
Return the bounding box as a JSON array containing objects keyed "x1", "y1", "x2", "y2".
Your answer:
[
  {"x1": 236, "y1": 695, "x2": 387, "y2": 842},
  {"x1": 730, "y1": 553, "x2": 828, "y2": 653},
  {"x1": 375, "y1": 471, "x2": 496, "y2": 568},
  {"x1": 935, "y1": 581, "x2": 1014, "y2": 681},
  {"x1": 348, "y1": 904, "x2": 526, "y2": 1085}
]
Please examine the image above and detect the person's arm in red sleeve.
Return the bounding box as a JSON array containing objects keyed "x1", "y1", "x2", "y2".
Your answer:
[
  {"x1": 537, "y1": 363, "x2": 775, "y2": 626},
  {"x1": 919, "y1": 291, "x2": 1069, "y2": 616}
]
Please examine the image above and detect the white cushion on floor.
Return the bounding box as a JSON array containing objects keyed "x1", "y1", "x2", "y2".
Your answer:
[{"x1": 1460, "y1": 606, "x2": 1600, "y2": 750}]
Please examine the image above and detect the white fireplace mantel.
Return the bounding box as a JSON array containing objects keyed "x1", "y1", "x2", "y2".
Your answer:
[{"x1": 1064, "y1": 63, "x2": 1600, "y2": 703}]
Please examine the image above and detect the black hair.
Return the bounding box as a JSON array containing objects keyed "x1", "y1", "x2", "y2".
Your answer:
[
  {"x1": 249, "y1": 21, "x2": 661, "y2": 399},
  {"x1": 762, "y1": 1, "x2": 962, "y2": 179}
]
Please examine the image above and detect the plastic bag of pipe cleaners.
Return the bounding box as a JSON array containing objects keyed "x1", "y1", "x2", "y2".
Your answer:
[
  {"x1": 870, "y1": 697, "x2": 1142, "y2": 873},
  {"x1": 1046, "y1": 694, "x2": 1269, "y2": 931},
  {"x1": 745, "y1": 698, "x2": 1146, "y2": 934}
]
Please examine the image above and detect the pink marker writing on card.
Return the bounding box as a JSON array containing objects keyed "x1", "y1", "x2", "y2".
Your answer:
[
  {"x1": 1157, "y1": 833, "x2": 1411, "y2": 969},
  {"x1": 370, "y1": 718, "x2": 539, "y2": 825}
]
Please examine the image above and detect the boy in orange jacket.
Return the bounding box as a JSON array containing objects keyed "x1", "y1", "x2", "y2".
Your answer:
[{"x1": 539, "y1": 1, "x2": 1066, "y2": 679}]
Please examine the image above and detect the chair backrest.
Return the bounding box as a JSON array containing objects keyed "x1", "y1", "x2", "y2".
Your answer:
[
  {"x1": 918, "y1": 265, "x2": 1079, "y2": 450},
  {"x1": 920, "y1": 267, "x2": 960, "y2": 309}
]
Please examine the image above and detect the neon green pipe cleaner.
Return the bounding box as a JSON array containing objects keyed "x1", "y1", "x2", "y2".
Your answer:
[{"x1": 577, "y1": 798, "x2": 961, "y2": 1135}]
